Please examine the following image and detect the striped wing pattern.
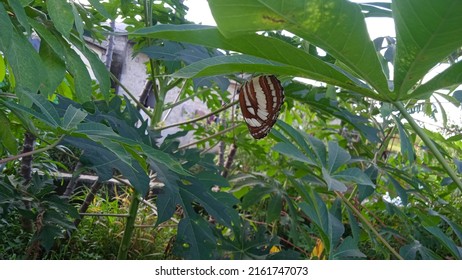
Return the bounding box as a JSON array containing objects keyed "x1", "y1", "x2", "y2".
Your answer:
[{"x1": 239, "y1": 75, "x2": 284, "y2": 139}]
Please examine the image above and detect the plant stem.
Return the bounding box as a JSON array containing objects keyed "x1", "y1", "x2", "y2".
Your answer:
[
  {"x1": 157, "y1": 100, "x2": 239, "y2": 131},
  {"x1": 117, "y1": 193, "x2": 140, "y2": 259},
  {"x1": 393, "y1": 101, "x2": 462, "y2": 192},
  {"x1": 0, "y1": 135, "x2": 64, "y2": 165},
  {"x1": 110, "y1": 73, "x2": 152, "y2": 118},
  {"x1": 163, "y1": 87, "x2": 208, "y2": 110},
  {"x1": 336, "y1": 192, "x2": 403, "y2": 260}
]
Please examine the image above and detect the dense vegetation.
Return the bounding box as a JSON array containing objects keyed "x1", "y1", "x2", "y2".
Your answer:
[{"x1": 1, "y1": 0, "x2": 462, "y2": 260}]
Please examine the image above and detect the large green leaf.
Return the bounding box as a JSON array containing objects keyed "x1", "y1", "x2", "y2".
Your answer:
[
  {"x1": 424, "y1": 226, "x2": 462, "y2": 259},
  {"x1": 1, "y1": 91, "x2": 60, "y2": 128},
  {"x1": 47, "y1": 0, "x2": 74, "y2": 38},
  {"x1": 399, "y1": 240, "x2": 441, "y2": 260},
  {"x1": 132, "y1": 24, "x2": 381, "y2": 99},
  {"x1": 327, "y1": 141, "x2": 350, "y2": 173},
  {"x1": 0, "y1": 5, "x2": 44, "y2": 100},
  {"x1": 393, "y1": 0, "x2": 462, "y2": 97},
  {"x1": 409, "y1": 60, "x2": 462, "y2": 100},
  {"x1": 68, "y1": 36, "x2": 111, "y2": 100},
  {"x1": 64, "y1": 136, "x2": 150, "y2": 195},
  {"x1": 38, "y1": 40, "x2": 66, "y2": 97},
  {"x1": 175, "y1": 215, "x2": 217, "y2": 259},
  {"x1": 208, "y1": 0, "x2": 389, "y2": 95},
  {"x1": 272, "y1": 142, "x2": 317, "y2": 166},
  {"x1": 62, "y1": 105, "x2": 88, "y2": 130},
  {"x1": 88, "y1": 0, "x2": 113, "y2": 19},
  {"x1": 63, "y1": 45, "x2": 93, "y2": 103},
  {"x1": 7, "y1": 0, "x2": 30, "y2": 35}
]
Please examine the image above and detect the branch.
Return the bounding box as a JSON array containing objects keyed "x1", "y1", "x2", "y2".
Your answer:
[
  {"x1": 157, "y1": 100, "x2": 239, "y2": 131},
  {"x1": 0, "y1": 135, "x2": 64, "y2": 165},
  {"x1": 110, "y1": 72, "x2": 152, "y2": 118},
  {"x1": 178, "y1": 124, "x2": 241, "y2": 150}
]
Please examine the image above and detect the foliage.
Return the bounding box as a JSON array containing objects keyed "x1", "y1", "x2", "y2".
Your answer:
[{"x1": 1, "y1": 0, "x2": 462, "y2": 260}]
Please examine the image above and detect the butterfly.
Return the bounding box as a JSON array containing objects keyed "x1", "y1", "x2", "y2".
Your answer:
[{"x1": 239, "y1": 75, "x2": 284, "y2": 139}]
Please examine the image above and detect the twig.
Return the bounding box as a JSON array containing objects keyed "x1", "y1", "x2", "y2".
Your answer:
[
  {"x1": 0, "y1": 135, "x2": 64, "y2": 165},
  {"x1": 110, "y1": 72, "x2": 152, "y2": 118},
  {"x1": 157, "y1": 100, "x2": 238, "y2": 131},
  {"x1": 78, "y1": 213, "x2": 130, "y2": 217},
  {"x1": 178, "y1": 124, "x2": 241, "y2": 149}
]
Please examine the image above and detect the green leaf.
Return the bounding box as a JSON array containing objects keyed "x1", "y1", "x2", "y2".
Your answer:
[
  {"x1": 7, "y1": 0, "x2": 30, "y2": 35},
  {"x1": 322, "y1": 169, "x2": 347, "y2": 192},
  {"x1": 275, "y1": 120, "x2": 318, "y2": 161},
  {"x1": 393, "y1": 115, "x2": 415, "y2": 165},
  {"x1": 132, "y1": 24, "x2": 381, "y2": 99},
  {"x1": 23, "y1": 90, "x2": 61, "y2": 127},
  {"x1": 333, "y1": 168, "x2": 375, "y2": 187},
  {"x1": 332, "y1": 236, "x2": 366, "y2": 259},
  {"x1": 88, "y1": 0, "x2": 113, "y2": 19},
  {"x1": 266, "y1": 194, "x2": 282, "y2": 223},
  {"x1": 71, "y1": 2, "x2": 84, "y2": 39},
  {"x1": 429, "y1": 210, "x2": 462, "y2": 244},
  {"x1": 409, "y1": 60, "x2": 462, "y2": 100},
  {"x1": 327, "y1": 141, "x2": 351, "y2": 173},
  {"x1": 0, "y1": 7, "x2": 44, "y2": 99},
  {"x1": 208, "y1": 0, "x2": 389, "y2": 95},
  {"x1": 149, "y1": 161, "x2": 180, "y2": 226},
  {"x1": 62, "y1": 105, "x2": 88, "y2": 130},
  {"x1": 1, "y1": 92, "x2": 60, "y2": 128},
  {"x1": 0, "y1": 3, "x2": 13, "y2": 51},
  {"x1": 272, "y1": 142, "x2": 317, "y2": 166},
  {"x1": 0, "y1": 110, "x2": 18, "y2": 154},
  {"x1": 63, "y1": 46, "x2": 93, "y2": 103},
  {"x1": 181, "y1": 179, "x2": 239, "y2": 228},
  {"x1": 399, "y1": 240, "x2": 441, "y2": 260},
  {"x1": 175, "y1": 216, "x2": 217, "y2": 259},
  {"x1": 29, "y1": 19, "x2": 66, "y2": 58},
  {"x1": 64, "y1": 136, "x2": 150, "y2": 195},
  {"x1": 242, "y1": 186, "x2": 273, "y2": 209},
  {"x1": 47, "y1": 0, "x2": 74, "y2": 37},
  {"x1": 38, "y1": 40, "x2": 66, "y2": 97},
  {"x1": 74, "y1": 123, "x2": 189, "y2": 177},
  {"x1": 387, "y1": 175, "x2": 408, "y2": 206},
  {"x1": 68, "y1": 36, "x2": 111, "y2": 100},
  {"x1": 305, "y1": 135, "x2": 327, "y2": 167},
  {"x1": 424, "y1": 226, "x2": 462, "y2": 259},
  {"x1": 298, "y1": 190, "x2": 334, "y2": 254},
  {"x1": 393, "y1": 0, "x2": 462, "y2": 97}
]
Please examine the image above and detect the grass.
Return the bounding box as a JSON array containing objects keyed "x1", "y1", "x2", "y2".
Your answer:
[{"x1": 1, "y1": 184, "x2": 178, "y2": 260}]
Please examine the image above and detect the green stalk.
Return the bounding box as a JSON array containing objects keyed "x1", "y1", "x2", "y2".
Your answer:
[
  {"x1": 393, "y1": 101, "x2": 462, "y2": 192},
  {"x1": 117, "y1": 193, "x2": 140, "y2": 259}
]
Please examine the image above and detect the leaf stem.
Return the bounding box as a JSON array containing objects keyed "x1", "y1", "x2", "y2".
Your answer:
[
  {"x1": 393, "y1": 101, "x2": 462, "y2": 192},
  {"x1": 0, "y1": 135, "x2": 64, "y2": 165},
  {"x1": 336, "y1": 191, "x2": 403, "y2": 260}
]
